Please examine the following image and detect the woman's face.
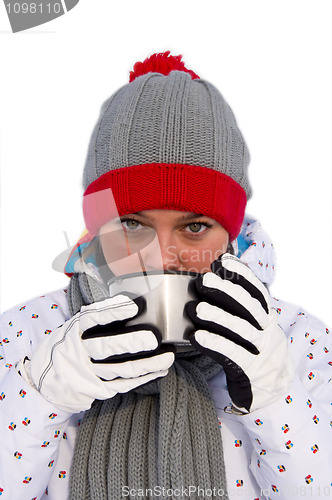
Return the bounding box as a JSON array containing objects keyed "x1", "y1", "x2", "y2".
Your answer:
[{"x1": 99, "y1": 210, "x2": 229, "y2": 276}]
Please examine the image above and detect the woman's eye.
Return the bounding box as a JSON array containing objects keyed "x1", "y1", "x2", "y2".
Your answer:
[
  {"x1": 122, "y1": 219, "x2": 141, "y2": 230},
  {"x1": 186, "y1": 222, "x2": 207, "y2": 233}
]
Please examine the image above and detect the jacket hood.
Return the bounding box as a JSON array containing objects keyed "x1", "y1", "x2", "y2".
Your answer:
[{"x1": 236, "y1": 215, "x2": 276, "y2": 286}]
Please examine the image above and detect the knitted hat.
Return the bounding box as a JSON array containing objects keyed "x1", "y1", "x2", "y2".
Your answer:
[{"x1": 83, "y1": 51, "x2": 251, "y2": 242}]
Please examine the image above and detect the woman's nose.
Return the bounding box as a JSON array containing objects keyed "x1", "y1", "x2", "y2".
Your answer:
[
  {"x1": 160, "y1": 244, "x2": 182, "y2": 271},
  {"x1": 141, "y1": 233, "x2": 182, "y2": 271}
]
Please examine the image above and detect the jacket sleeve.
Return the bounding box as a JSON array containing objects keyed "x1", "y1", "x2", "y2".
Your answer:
[
  {"x1": 0, "y1": 291, "x2": 74, "y2": 500},
  {"x1": 237, "y1": 299, "x2": 332, "y2": 498}
]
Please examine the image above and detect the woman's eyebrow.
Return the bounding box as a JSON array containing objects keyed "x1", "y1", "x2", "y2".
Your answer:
[
  {"x1": 177, "y1": 213, "x2": 205, "y2": 222},
  {"x1": 134, "y1": 212, "x2": 205, "y2": 222}
]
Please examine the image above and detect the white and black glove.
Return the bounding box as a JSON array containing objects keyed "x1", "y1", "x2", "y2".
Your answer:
[
  {"x1": 186, "y1": 254, "x2": 294, "y2": 414},
  {"x1": 19, "y1": 295, "x2": 175, "y2": 413}
]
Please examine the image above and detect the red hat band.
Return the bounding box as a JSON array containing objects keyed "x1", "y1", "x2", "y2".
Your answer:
[{"x1": 83, "y1": 163, "x2": 247, "y2": 242}]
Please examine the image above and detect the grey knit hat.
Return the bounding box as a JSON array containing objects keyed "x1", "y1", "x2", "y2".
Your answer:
[{"x1": 82, "y1": 52, "x2": 251, "y2": 241}]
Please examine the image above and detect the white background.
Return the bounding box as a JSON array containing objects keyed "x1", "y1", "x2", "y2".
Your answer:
[{"x1": 0, "y1": 0, "x2": 331, "y2": 325}]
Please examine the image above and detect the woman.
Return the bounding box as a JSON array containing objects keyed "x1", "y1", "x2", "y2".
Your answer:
[{"x1": 0, "y1": 52, "x2": 331, "y2": 499}]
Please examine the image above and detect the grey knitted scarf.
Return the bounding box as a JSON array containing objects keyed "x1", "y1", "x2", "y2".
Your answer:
[{"x1": 67, "y1": 272, "x2": 228, "y2": 500}]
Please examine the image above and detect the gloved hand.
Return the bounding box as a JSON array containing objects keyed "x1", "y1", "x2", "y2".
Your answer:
[
  {"x1": 18, "y1": 295, "x2": 175, "y2": 413},
  {"x1": 186, "y1": 253, "x2": 294, "y2": 413}
]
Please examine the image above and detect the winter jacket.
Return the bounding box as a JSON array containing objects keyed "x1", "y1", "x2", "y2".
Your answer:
[{"x1": 0, "y1": 217, "x2": 331, "y2": 499}]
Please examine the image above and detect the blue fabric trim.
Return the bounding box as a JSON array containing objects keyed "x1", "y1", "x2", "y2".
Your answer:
[
  {"x1": 236, "y1": 234, "x2": 250, "y2": 258},
  {"x1": 65, "y1": 243, "x2": 97, "y2": 274}
]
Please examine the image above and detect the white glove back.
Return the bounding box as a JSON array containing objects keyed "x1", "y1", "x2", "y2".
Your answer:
[{"x1": 19, "y1": 295, "x2": 175, "y2": 413}]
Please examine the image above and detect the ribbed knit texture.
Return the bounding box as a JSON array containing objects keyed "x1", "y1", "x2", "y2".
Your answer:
[
  {"x1": 83, "y1": 164, "x2": 246, "y2": 241},
  {"x1": 67, "y1": 272, "x2": 228, "y2": 499}
]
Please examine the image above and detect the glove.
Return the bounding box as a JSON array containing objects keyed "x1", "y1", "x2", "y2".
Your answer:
[
  {"x1": 19, "y1": 295, "x2": 175, "y2": 413},
  {"x1": 186, "y1": 253, "x2": 294, "y2": 413}
]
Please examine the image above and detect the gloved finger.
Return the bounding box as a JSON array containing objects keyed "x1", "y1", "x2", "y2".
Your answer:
[
  {"x1": 75, "y1": 368, "x2": 171, "y2": 403},
  {"x1": 186, "y1": 301, "x2": 260, "y2": 354},
  {"x1": 211, "y1": 253, "x2": 270, "y2": 314},
  {"x1": 195, "y1": 272, "x2": 268, "y2": 330},
  {"x1": 79, "y1": 295, "x2": 140, "y2": 332},
  {"x1": 92, "y1": 351, "x2": 175, "y2": 380},
  {"x1": 92, "y1": 342, "x2": 176, "y2": 364},
  {"x1": 192, "y1": 329, "x2": 255, "y2": 371},
  {"x1": 189, "y1": 329, "x2": 254, "y2": 412},
  {"x1": 83, "y1": 326, "x2": 161, "y2": 360},
  {"x1": 102, "y1": 368, "x2": 171, "y2": 394}
]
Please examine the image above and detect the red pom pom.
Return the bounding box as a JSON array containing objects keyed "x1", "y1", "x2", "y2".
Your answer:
[{"x1": 129, "y1": 51, "x2": 200, "y2": 82}]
